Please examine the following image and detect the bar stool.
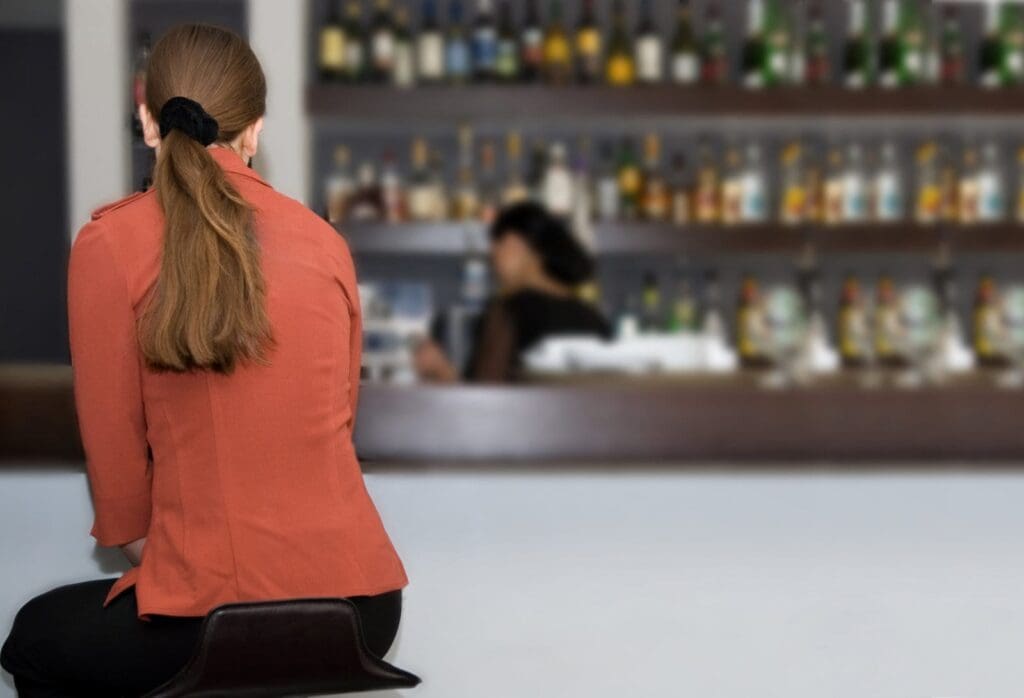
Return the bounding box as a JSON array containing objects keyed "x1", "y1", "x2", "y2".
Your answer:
[{"x1": 143, "y1": 598, "x2": 421, "y2": 697}]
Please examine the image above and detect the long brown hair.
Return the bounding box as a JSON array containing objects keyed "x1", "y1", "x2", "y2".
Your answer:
[{"x1": 140, "y1": 24, "x2": 273, "y2": 374}]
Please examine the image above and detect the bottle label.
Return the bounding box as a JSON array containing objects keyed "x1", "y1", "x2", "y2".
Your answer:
[
  {"x1": 418, "y1": 34, "x2": 445, "y2": 78},
  {"x1": 320, "y1": 29, "x2": 346, "y2": 70},
  {"x1": 636, "y1": 38, "x2": 663, "y2": 82},
  {"x1": 607, "y1": 54, "x2": 634, "y2": 85},
  {"x1": 671, "y1": 53, "x2": 698, "y2": 83}
]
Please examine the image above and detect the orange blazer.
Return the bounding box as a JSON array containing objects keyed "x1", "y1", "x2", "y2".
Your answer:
[{"x1": 67, "y1": 146, "x2": 408, "y2": 621}]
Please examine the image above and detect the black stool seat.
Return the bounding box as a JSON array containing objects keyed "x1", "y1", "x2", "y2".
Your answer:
[{"x1": 143, "y1": 598, "x2": 421, "y2": 697}]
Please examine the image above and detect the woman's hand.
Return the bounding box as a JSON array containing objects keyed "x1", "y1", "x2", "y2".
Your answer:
[
  {"x1": 120, "y1": 536, "x2": 147, "y2": 566},
  {"x1": 412, "y1": 338, "x2": 458, "y2": 383}
]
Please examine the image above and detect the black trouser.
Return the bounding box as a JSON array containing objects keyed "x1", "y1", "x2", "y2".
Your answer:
[{"x1": 0, "y1": 577, "x2": 402, "y2": 697}]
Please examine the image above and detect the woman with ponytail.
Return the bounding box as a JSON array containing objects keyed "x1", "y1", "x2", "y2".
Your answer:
[{"x1": 1, "y1": 24, "x2": 408, "y2": 696}]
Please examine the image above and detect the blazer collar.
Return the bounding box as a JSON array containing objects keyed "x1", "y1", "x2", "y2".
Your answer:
[{"x1": 207, "y1": 145, "x2": 272, "y2": 188}]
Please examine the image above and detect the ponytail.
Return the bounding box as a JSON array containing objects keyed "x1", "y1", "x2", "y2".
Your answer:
[{"x1": 138, "y1": 24, "x2": 271, "y2": 374}]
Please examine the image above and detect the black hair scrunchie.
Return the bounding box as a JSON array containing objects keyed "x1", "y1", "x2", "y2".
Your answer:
[{"x1": 158, "y1": 96, "x2": 219, "y2": 146}]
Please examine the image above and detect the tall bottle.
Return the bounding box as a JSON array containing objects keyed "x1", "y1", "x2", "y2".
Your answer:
[
  {"x1": 938, "y1": 5, "x2": 964, "y2": 86},
  {"x1": 635, "y1": 0, "x2": 665, "y2": 84},
  {"x1": 822, "y1": 145, "x2": 845, "y2": 225},
  {"x1": 406, "y1": 137, "x2": 438, "y2": 222},
  {"x1": 740, "y1": 143, "x2": 767, "y2": 223},
  {"x1": 325, "y1": 145, "x2": 354, "y2": 223},
  {"x1": 478, "y1": 139, "x2": 501, "y2": 223},
  {"x1": 973, "y1": 274, "x2": 1004, "y2": 366},
  {"x1": 838, "y1": 274, "x2": 869, "y2": 368},
  {"x1": 605, "y1": 0, "x2": 635, "y2": 87},
  {"x1": 779, "y1": 142, "x2": 806, "y2": 225},
  {"x1": 976, "y1": 141, "x2": 1006, "y2": 222},
  {"x1": 841, "y1": 143, "x2": 868, "y2": 223},
  {"x1": 446, "y1": 0, "x2": 472, "y2": 84},
  {"x1": 640, "y1": 133, "x2": 670, "y2": 221},
  {"x1": 670, "y1": 153, "x2": 691, "y2": 225},
  {"x1": 542, "y1": 141, "x2": 574, "y2": 218},
  {"x1": 520, "y1": 0, "x2": 545, "y2": 82},
  {"x1": 699, "y1": 2, "x2": 728, "y2": 86},
  {"x1": 763, "y1": 0, "x2": 792, "y2": 85},
  {"x1": 495, "y1": 0, "x2": 520, "y2": 81},
  {"x1": 453, "y1": 125, "x2": 479, "y2": 220},
  {"x1": 737, "y1": 274, "x2": 766, "y2": 367},
  {"x1": 1004, "y1": 3, "x2": 1024, "y2": 85},
  {"x1": 915, "y1": 141, "x2": 942, "y2": 225},
  {"x1": 873, "y1": 275, "x2": 901, "y2": 367},
  {"x1": 741, "y1": 0, "x2": 767, "y2": 89},
  {"x1": 595, "y1": 142, "x2": 621, "y2": 222},
  {"x1": 343, "y1": 1, "x2": 366, "y2": 82},
  {"x1": 369, "y1": 0, "x2": 397, "y2": 83},
  {"x1": 843, "y1": 0, "x2": 871, "y2": 89},
  {"x1": 878, "y1": 0, "x2": 902, "y2": 88},
  {"x1": 392, "y1": 7, "x2": 415, "y2": 87},
  {"x1": 693, "y1": 142, "x2": 721, "y2": 224},
  {"x1": 669, "y1": 0, "x2": 698, "y2": 85},
  {"x1": 873, "y1": 141, "x2": 904, "y2": 222},
  {"x1": 417, "y1": 0, "x2": 446, "y2": 84},
  {"x1": 617, "y1": 138, "x2": 643, "y2": 221},
  {"x1": 720, "y1": 144, "x2": 744, "y2": 225},
  {"x1": 640, "y1": 272, "x2": 663, "y2": 334},
  {"x1": 472, "y1": 0, "x2": 498, "y2": 82},
  {"x1": 501, "y1": 131, "x2": 530, "y2": 205},
  {"x1": 575, "y1": 0, "x2": 603, "y2": 84},
  {"x1": 803, "y1": 1, "x2": 829, "y2": 86},
  {"x1": 317, "y1": 4, "x2": 345, "y2": 82},
  {"x1": 543, "y1": 0, "x2": 573, "y2": 84}
]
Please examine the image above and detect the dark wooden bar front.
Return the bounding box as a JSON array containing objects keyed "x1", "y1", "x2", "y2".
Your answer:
[{"x1": 3, "y1": 364, "x2": 1022, "y2": 465}]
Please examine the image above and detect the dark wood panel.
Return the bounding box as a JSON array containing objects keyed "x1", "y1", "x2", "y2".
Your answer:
[{"x1": 308, "y1": 86, "x2": 1024, "y2": 122}]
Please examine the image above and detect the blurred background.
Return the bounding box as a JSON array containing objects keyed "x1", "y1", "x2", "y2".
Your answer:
[{"x1": 5, "y1": 1, "x2": 1024, "y2": 696}]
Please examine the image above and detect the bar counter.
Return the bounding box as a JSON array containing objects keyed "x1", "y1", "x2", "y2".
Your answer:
[{"x1": 3, "y1": 363, "x2": 1023, "y2": 466}]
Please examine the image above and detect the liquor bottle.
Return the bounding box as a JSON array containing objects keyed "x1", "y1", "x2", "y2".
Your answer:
[
  {"x1": 478, "y1": 139, "x2": 501, "y2": 223},
  {"x1": 803, "y1": 1, "x2": 829, "y2": 86},
  {"x1": 617, "y1": 139, "x2": 643, "y2": 221},
  {"x1": 823, "y1": 145, "x2": 845, "y2": 225},
  {"x1": 472, "y1": 0, "x2": 498, "y2": 82},
  {"x1": 977, "y1": 141, "x2": 1006, "y2": 222},
  {"x1": 843, "y1": 0, "x2": 871, "y2": 89},
  {"x1": 495, "y1": 0, "x2": 520, "y2": 82},
  {"x1": 669, "y1": 1, "x2": 698, "y2": 85},
  {"x1": 525, "y1": 138, "x2": 548, "y2": 199},
  {"x1": 318, "y1": 4, "x2": 345, "y2": 82},
  {"x1": 701, "y1": 269, "x2": 727, "y2": 344},
  {"x1": 343, "y1": 1, "x2": 366, "y2": 82},
  {"x1": 938, "y1": 5, "x2": 964, "y2": 86},
  {"x1": 640, "y1": 133, "x2": 670, "y2": 221},
  {"x1": 407, "y1": 137, "x2": 438, "y2": 221},
  {"x1": 939, "y1": 148, "x2": 959, "y2": 224},
  {"x1": 878, "y1": 0, "x2": 901, "y2": 88},
  {"x1": 635, "y1": 0, "x2": 664, "y2": 84},
  {"x1": 740, "y1": 143, "x2": 767, "y2": 223},
  {"x1": 914, "y1": 141, "x2": 941, "y2": 224},
  {"x1": 668, "y1": 273, "x2": 699, "y2": 332},
  {"x1": 763, "y1": 0, "x2": 792, "y2": 86},
  {"x1": 699, "y1": 2, "x2": 728, "y2": 86},
  {"x1": 873, "y1": 275, "x2": 901, "y2": 367},
  {"x1": 1006, "y1": 4, "x2": 1024, "y2": 85},
  {"x1": 736, "y1": 274, "x2": 765, "y2": 367},
  {"x1": 979, "y1": 4, "x2": 1002, "y2": 89},
  {"x1": 417, "y1": 0, "x2": 445, "y2": 84},
  {"x1": 640, "y1": 272, "x2": 663, "y2": 333},
  {"x1": 446, "y1": 0, "x2": 472, "y2": 84},
  {"x1": 348, "y1": 161, "x2": 384, "y2": 221},
  {"x1": 575, "y1": 0, "x2": 603, "y2": 84},
  {"x1": 741, "y1": 0, "x2": 767, "y2": 89},
  {"x1": 393, "y1": 7, "x2": 415, "y2": 87},
  {"x1": 841, "y1": 143, "x2": 868, "y2": 223},
  {"x1": 543, "y1": 0, "x2": 573, "y2": 85},
  {"x1": 605, "y1": 0, "x2": 635, "y2": 87},
  {"x1": 670, "y1": 153, "x2": 690, "y2": 225},
  {"x1": 898, "y1": 0, "x2": 926, "y2": 85},
  {"x1": 380, "y1": 151, "x2": 405, "y2": 222},
  {"x1": 720, "y1": 145, "x2": 743, "y2": 225},
  {"x1": 324, "y1": 145, "x2": 354, "y2": 223},
  {"x1": 542, "y1": 141, "x2": 574, "y2": 217},
  {"x1": 838, "y1": 274, "x2": 868, "y2": 368},
  {"x1": 779, "y1": 142, "x2": 806, "y2": 225},
  {"x1": 369, "y1": 0, "x2": 397, "y2": 83},
  {"x1": 521, "y1": 0, "x2": 545, "y2": 82},
  {"x1": 427, "y1": 148, "x2": 450, "y2": 219},
  {"x1": 872, "y1": 141, "x2": 904, "y2": 222},
  {"x1": 571, "y1": 140, "x2": 595, "y2": 249},
  {"x1": 803, "y1": 150, "x2": 824, "y2": 224},
  {"x1": 958, "y1": 145, "x2": 980, "y2": 224},
  {"x1": 131, "y1": 33, "x2": 151, "y2": 138},
  {"x1": 1016, "y1": 146, "x2": 1024, "y2": 223},
  {"x1": 694, "y1": 142, "x2": 721, "y2": 224},
  {"x1": 973, "y1": 274, "x2": 1004, "y2": 366},
  {"x1": 453, "y1": 125, "x2": 479, "y2": 220},
  {"x1": 595, "y1": 141, "x2": 621, "y2": 222},
  {"x1": 502, "y1": 131, "x2": 530, "y2": 205}
]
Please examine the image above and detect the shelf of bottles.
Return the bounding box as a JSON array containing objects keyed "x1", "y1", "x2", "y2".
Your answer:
[{"x1": 310, "y1": 0, "x2": 1024, "y2": 119}]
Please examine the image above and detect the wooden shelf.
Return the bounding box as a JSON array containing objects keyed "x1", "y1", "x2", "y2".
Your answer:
[
  {"x1": 307, "y1": 85, "x2": 1024, "y2": 122},
  {"x1": 338, "y1": 221, "x2": 1024, "y2": 256}
]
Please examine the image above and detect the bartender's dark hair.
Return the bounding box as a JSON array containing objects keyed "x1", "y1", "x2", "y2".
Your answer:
[
  {"x1": 489, "y1": 202, "x2": 595, "y2": 286},
  {"x1": 140, "y1": 23, "x2": 273, "y2": 374}
]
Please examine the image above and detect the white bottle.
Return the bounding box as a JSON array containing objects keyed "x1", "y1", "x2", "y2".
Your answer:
[
  {"x1": 740, "y1": 143, "x2": 767, "y2": 222},
  {"x1": 543, "y1": 142, "x2": 575, "y2": 217},
  {"x1": 977, "y1": 141, "x2": 1006, "y2": 222},
  {"x1": 842, "y1": 143, "x2": 868, "y2": 222},
  {"x1": 873, "y1": 141, "x2": 904, "y2": 222}
]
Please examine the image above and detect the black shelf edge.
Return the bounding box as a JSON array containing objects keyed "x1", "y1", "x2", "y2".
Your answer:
[
  {"x1": 308, "y1": 85, "x2": 1024, "y2": 121},
  {"x1": 337, "y1": 221, "x2": 1024, "y2": 256}
]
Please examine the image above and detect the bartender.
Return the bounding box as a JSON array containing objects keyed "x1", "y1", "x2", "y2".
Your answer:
[{"x1": 414, "y1": 201, "x2": 612, "y2": 383}]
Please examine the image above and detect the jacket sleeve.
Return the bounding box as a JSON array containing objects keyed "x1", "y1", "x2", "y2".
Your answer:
[
  {"x1": 67, "y1": 220, "x2": 152, "y2": 547},
  {"x1": 333, "y1": 233, "x2": 363, "y2": 431}
]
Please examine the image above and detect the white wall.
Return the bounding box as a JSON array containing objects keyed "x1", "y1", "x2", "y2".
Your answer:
[{"x1": 3, "y1": 467, "x2": 1024, "y2": 698}]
